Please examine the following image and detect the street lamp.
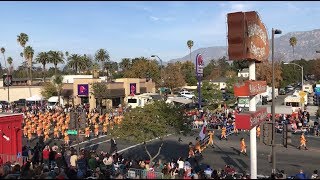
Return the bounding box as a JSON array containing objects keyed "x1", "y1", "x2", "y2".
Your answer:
[
  {"x1": 271, "y1": 28, "x2": 282, "y2": 174},
  {"x1": 151, "y1": 55, "x2": 164, "y2": 94},
  {"x1": 283, "y1": 62, "x2": 304, "y2": 88}
]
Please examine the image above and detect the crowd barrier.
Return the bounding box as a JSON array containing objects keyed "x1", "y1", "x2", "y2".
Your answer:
[
  {"x1": 127, "y1": 168, "x2": 164, "y2": 179},
  {"x1": 0, "y1": 154, "x2": 29, "y2": 165}
]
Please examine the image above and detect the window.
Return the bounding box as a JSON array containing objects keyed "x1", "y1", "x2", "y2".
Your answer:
[{"x1": 128, "y1": 99, "x2": 137, "y2": 103}]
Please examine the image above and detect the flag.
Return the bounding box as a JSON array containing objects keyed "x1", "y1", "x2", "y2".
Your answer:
[{"x1": 199, "y1": 120, "x2": 207, "y2": 141}]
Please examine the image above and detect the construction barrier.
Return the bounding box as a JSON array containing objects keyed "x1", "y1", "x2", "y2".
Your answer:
[{"x1": 127, "y1": 168, "x2": 164, "y2": 179}]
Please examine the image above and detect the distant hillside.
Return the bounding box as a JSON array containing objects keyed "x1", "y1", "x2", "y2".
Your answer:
[{"x1": 169, "y1": 29, "x2": 320, "y2": 64}]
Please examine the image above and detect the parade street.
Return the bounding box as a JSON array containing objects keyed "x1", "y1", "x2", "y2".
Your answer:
[{"x1": 23, "y1": 129, "x2": 320, "y2": 177}]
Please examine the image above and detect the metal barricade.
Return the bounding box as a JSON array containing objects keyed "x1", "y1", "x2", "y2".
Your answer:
[
  {"x1": 0, "y1": 154, "x2": 28, "y2": 165},
  {"x1": 127, "y1": 168, "x2": 164, "y2": 179}
]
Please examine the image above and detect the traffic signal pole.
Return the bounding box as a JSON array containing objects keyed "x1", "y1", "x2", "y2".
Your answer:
[{"x1": 249, "y1": 61, "x2": 257, "y2": 179}]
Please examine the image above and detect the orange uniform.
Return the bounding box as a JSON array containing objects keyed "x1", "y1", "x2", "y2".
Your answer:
[
  {"x1": 207, "y1": 131, "x2": 214, "y2": 146},
  {"x1": 257, "y1": 126, "x2": 261, "y2": 137},
  {"x1": 85, "y1": 127, "x2": 90, "y2": 137},
  {"x1": 298, "y1": 134, "x2": 308, "y2": 150},
  {"x1": 64, "y1": 132, "x2": 69, "y2": 145},
  {"x1": 240, "y1": 138, "x2": 247, "y2": 155}
]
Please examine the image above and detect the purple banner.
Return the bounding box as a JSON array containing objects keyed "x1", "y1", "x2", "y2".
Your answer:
[
  {"x1": 130, "y1": 83, "x2": 136, "y2": 96},
  {"x1": 78, "y1": 84, "x2": 89, "y2": 96}
]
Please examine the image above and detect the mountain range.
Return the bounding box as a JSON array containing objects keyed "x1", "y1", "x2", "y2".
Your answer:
[{"x1": 169, "y1": 29, "x2": 320, "y2": 65}]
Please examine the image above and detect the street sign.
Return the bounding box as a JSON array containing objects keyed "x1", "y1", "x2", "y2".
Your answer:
[
  {"x1": 300, "y1": 97, "x2": 305, "y2": 103},
  {"x1": 235, "y1": 107, "x2": 268, "y2": 130},
  {"x1": 67, "y1": 130, "x2": 78, "y2": 135},
  {"x1": 299, "y1": 91, "x2": 306, "y2": 97},
  {"x1": 195, "y1": 53, "x2": 204, "y2": 77},
  {"x1": 234, "y1": 80, "x2": 267, "y2": 96}
]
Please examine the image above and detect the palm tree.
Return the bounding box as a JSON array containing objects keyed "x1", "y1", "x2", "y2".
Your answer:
[
  {"x1": 187, "y1": 40, "x2": 194, "y2": 61},
  {"x1": 95, "y1": 49, "x2": 110, "y2": 77},
  {"x1": 119, "y1": 58, "x2": 131, "y2": 72},
  {"x1": 1, "y1": 47, "x2": 6, "y2": 69},
  {"x1": 35, "y1": 52, "x2": 49, "y2": 82},
  {"x1": 24, "y1": 46, "x2": 34, "y2": 84},
  {"x1": 7, "y1": 57, "x2": 13, "y2": 75},
  {"x1": 17, "y1": 33, "x2": 29, "y2": 81},
  {"x1": 67, "y1": 54, "x2": 82, "y2": 74},
  {"x1": 53, "y1": 74, "x2": 63, "y2": 105},
  {"x1": 289, "y1": 37, "x2": 297, "y2": 57},
  {"x1": 48, "y1": 51, "x2": 64, "y2": 76}
]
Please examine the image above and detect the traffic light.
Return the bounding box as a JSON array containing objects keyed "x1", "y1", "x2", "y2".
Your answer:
[
  {"x1": 282, "y1": 124, "x2": 292, "y2": 148},
  {"x1": 262, "y1": 122, "x2": 273, "y2": 146}
]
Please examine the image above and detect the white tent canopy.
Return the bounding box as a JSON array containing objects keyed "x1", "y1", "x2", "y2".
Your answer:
[{"x1": 26, "y1": 95, "x2": 44, "y2": 101}]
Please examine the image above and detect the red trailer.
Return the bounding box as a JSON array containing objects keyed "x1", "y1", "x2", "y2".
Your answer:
[{"x1": 0, "y1": 114, "x2": 23, "y2": 161}]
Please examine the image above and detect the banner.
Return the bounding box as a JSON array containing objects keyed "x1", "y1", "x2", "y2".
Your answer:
[
  {"x1": 195, "y1": 53, "x2": 204, "y2": 77},
  {"x1": 78, "y1": 84, "x2": 89, "y2": 96},
  {"x1": 130, "y1": 83, "x2": 136, "y2": 96}
]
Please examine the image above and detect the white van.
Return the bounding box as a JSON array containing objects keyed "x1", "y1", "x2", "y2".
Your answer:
[
  {"x1": 47, "y1": 96, "x2": 64, "y2": 109},
  {"x1": 302, "y1": 84, "x2": 313, "y2": 94},
  {"x1": 179, "y1": 90, "x2": 195, "y2": 99}
]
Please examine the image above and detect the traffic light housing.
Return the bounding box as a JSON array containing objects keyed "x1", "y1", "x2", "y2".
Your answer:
[
  {"x1": 261, "y1": 122, "x2": 273, "y2": 146},
  {"x1": 314, "y1": 95, "x2": 318, "y2": 106},
  {"x1": 282, "y1": 124, "x2": 292, "y2": 148}
]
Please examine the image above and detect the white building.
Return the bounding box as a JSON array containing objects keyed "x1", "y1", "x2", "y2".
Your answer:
[
  {"x1": 209, "y1": 77, "x2": 227, "y2": 90},
  {"x1": 238, "y1": 68, "x2": 249, "y2": 78}
]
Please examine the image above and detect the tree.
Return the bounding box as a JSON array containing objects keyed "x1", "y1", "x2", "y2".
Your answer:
[
  {"x1": 163, "y1": 63, "x2": 185, "y2": 94},
  {"x1": 289, "y1": 37, "x2": 297, "y2": 57},
  {"x1": 24, "y1": 46, "x2": 34, "y2": 84},
  {"x1": 187, "y1": 40, "x2": 194, "y2": 61},
  {"x1": 119, "y1": 58, "x2": 131, "y2": 72},
  {"x1": 52, "y1": 75, "x2": 63, "y2": 105},
  {"x1": 67, "y1": 54, "x2": 82, "y2": 74},
  {"x1": 110, "y1": 100, "x2": 189, "y2": 164},
  {"x1": 17, "y1": 33, "x2": 29, "y2": 49},
  {"x1": 35, "y1": 52, "x2": 49, "y2": 81},
  {"x1": 7, "y1": 57, "x2": 13, "y2": 75},
  {"x1": 203, "y1": 59, "x2": 217, "y2": 80},
  {"x1": 48, "y1": 51, "x2": 64, "y2": 76},
  {"x1": 256, "y1": 61, "x2": 282, "y2": 87},
  {"x1": 95, "y1": 49, "x2": 110, "y2": 77},
  {"x1": 311, "y1": 59, "x2": 320, "y2": 80},
  {"x1": 1, "y1": 47, "x2": 6, "y2": 69},
  {"x1": 195, "y1": 80, "x2": 223, "y2": 105},
  {"x1": 41, "y1": 82, "x2": 58, "y2": 99},
  {"x1": 124, "y1": 57, "x2": 161, "y2": 86},
  {"x1": 91, "y1": 82, "x2": 108, "y2": 113},
  {"x1": 179, "y1": 61, "x2": 197, "y2": 86}
]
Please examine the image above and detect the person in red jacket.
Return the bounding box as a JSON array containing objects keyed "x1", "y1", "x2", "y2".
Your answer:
[{"x1": 42, "y1": 145, "x2": 50, "y2": 166}]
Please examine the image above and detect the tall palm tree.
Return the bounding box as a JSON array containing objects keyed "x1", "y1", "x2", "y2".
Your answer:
[
  {"x1": 187, "y1": 40, "x2": 194, "y2": 61},
  {"x1": 1, "y1": 47, "x2": 6, "y2": 69},
  {"x1": 24, "y1": 46, "x2": 34, "y2": 84},
  {"x1": 17, "y1": 33, "x2": 29, "y2": 81},
  {"x1": 95, "y1": 49, "x2": 110, "y2": 77},
  {"x1": 289, "y1": 37, "x2": 297, "y2": 57},
  {"x1": 7, "y1": 57, "x2": 13, "y2": 75},
  {"x1": 35, "y1": 52, "x2": 49, "y2": 81},
  {"x1": 48, "y1": 50, "x2": 64, "y2": 76},
  {"x1": 119, "y1": 58, "x2": 131, "y2": 72},
  {"x1": 67, "y1": 54, "x2": 82, "y2": 74}
]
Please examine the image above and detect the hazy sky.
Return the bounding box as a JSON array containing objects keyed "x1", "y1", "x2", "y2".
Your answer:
[{"x1": 0, "y1": 1, "x2": 319, "y2": 68}]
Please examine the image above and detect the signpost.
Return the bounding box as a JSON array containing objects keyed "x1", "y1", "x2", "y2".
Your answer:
[
  {"x1": 234, "y1": 80, "x2": 267, "y2": 97},
  {"x1": 235, "y1": 107, "x2": 268, "y2": 129}
]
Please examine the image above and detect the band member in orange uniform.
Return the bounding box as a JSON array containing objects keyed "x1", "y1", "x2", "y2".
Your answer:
[
  {"x1": 239, "y1": 138, "x2": 247, "y2": 156},
  {"x1": 44, "y1": 129, "x2": 50, "y2": 142},
  {"x1": 188, "y1": 142, "x2": 195, "y2": 158},
  {"x1": 298, "y1": 133, "x2": 308, "y2": 150},
  {"x1": 53, "y1": 126, "x2": 59, "y2": 139},
  {"x1": 94, "y1": 123, "x2": 99, "y2": 137},
  {"x1": 207, "y1": 130, "x2": 215, "y2": 148},
  {"x1": 64, "y1": 132, "x2": 69, "y2": 146},
  {"x1": 220, "y1": 126, "x2": 227, "y2": 141},
  {"x1": 103, "y1": 122, "x2": 108, "y2": 135},
  {"x1": 194, "y1": 137, "x2": 202, "y2": 155},
  {"x1": 232, "y1": 121, "x2": 239, "y2": 136},
  {"x1": 85, "y1": 127, "x2": 90, "y2": 138}
]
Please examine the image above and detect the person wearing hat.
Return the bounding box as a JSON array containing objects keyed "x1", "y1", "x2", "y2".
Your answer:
[{"x1": 207, "y1": 130, "x2": 215, "y2": 148}]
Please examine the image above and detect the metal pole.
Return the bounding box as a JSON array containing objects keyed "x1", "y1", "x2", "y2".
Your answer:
[
  {"x1": 271, "y1": 28, "x2": 276, "y2": 174},
  {"x1": 249, "y1": 61, "x2": 257, "y2": 179},
  {"x1": 301, "y1": 66, "x2": 304, "y2": 88},
  {"x1": 198, "y1": 75, "x2": 201, "y2": 109}
]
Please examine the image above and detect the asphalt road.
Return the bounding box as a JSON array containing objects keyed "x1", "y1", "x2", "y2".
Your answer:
[{"x1": 23, "y1": 128, "x2": 320, "y2": 177}]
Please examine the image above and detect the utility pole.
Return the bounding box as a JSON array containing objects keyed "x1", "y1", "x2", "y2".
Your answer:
[
  {"x1": 249, "y1": 61, "x2": 257, "y2": 179},
  {"x1": 271, "y1": 28, "x2": 282, "y2": 174}
]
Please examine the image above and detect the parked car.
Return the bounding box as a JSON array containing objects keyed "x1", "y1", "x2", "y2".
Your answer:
[
  {"x1": 179, "y1": 91, "x2": 195, "y2": 99},
  {"x1": 279, "y1": 88, "x2": 286, "y2": 95},
  {"x1": 285, "y1": 85, "x2": 294, "y2": 92}
]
